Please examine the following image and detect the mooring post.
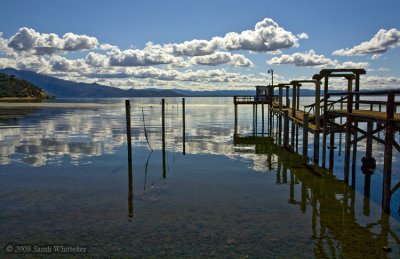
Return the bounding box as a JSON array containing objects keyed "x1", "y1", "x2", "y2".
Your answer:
[
  {"x1": 297, "y1": 85, "x2": 300, "y2": 110},
  {"x1": 344, "y1": 92, "x2": 353, "y2": 185},
  {"x1": 286, "y1": 87, "x2": 290, "y2": 108},
  {"x1": 252, "y1": 104, "x2": 255, "y2": 136},
  {"x1": 295, "y1": 124, "x2": 299, "y2": 153},
  {"x1": 268, "y1": 105, "x2": 272, "y2": 137},
  {"x1": 292, "y1": 84, "x2": 297, "y2": 117},
  {"x1": 182, "y1": 98, "x2": 186, "y2": 155},
  {"x1": 313, "y1": 79, "x2": 321, "y2": 165},
  {"x1": 290, "y1": 84, "x2": 297, "y2": 150},
  {"x1": 125, "y1": 100, "x2": 133, "y2": 219},
  {"x1": 234, "y1": 103, "x2": 238, "y2": 136},
  {"x1": 349, "y1": 78, "x2": 357, "y2": 188},
  {"x1": 125, "y1": 100, "x2": 132, "y2": 163},
  {"x1": 322, "y1": 77, "x2": 329, "y2": 168},
  {"x1": 382, "y1": 91, "x2": 394, "y2": 212},
  {"x1": 255, "y1": 104, "x2": 258, "y2": 135},
  {"x1": 278, "y1": 111, "x2": 282, "y2": 146},
  {"x1": 303, "y1": 113, "x2": 309, "y2": 164},
  {"x1": 329, "y1": 128, "x2": 335, "y2": 171},
  {"x1": 262, "y1": 104, "x2": 265, "y2": 136},
  {"x1": 162, "y1": 99, "x2": 166, "y2": 178},
  {"x1": 283, "y1": 110, "x2": 289, "y2": 149}
]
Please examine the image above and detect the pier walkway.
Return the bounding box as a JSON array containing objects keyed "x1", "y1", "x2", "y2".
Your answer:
[{"x1": 233, "y1": 69, "x2": 400, "y2": 213}]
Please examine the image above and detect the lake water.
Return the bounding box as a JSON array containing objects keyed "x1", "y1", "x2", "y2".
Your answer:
[{"x1": 0, "y1": 97, "x2": 399, "y2": 257}]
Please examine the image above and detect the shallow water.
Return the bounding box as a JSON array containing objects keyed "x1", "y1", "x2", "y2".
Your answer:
[{"x1": 0, "y1": 97, "x2": 399, "y2": 257}]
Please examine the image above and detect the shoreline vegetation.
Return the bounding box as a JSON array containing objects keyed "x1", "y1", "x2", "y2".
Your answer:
[{"x1": 0, "y1": 72, "x2": 53, "y2": 99}]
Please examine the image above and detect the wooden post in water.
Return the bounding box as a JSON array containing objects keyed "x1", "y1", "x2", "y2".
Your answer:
[
  {"x1": 252, "y1": 104, "x2": 255, "y2": 136},
  {"x1": 322, "y1": 76, "x2": 329, "y2": 168},
  {"x1": 291, "y1": 84, "x2": 297, "y2": 150},
  {"x1": 283, "y1": 110, "x2": 289, "y2": 149},
  {"x1": 268, "y1": 105, "x2": 272, "y2": 137},
  {"x1": 182, "y1": 98, "x2": 186, "y2": 155},
  {"x1": 125, "y1": 100, "x2": 133, "y2": 219},
  {"x1": 262, "y1": 104, "x2": 265, "y2": 136},
  {"x1": 303, "y1": 113, "x2": 309, "y2": 164},
  {"x1": 329, "y1": 127, "x2": 335, "y2": 171},
  {"x1": 162, "y1": 99, "x2": 166, "y2": 178},
  {"x1": 234, "y1": 97, "x2": 238, "y2": 136},
  {"x1": 344, "y1": 92, "x2": 353, "y2": 185},
  {"x1": 125, "y1": 100, "x2": 132, "y2": 163},
  {"x1": 255, "y1": 104, "x2": 258, "y2": 135},
  {"x1": 295, "y1": 124, "x2": 299, "y2": 153},
  {"x1": 286, "y1": 87, "x2": 290, "y2": 109},
  {"x1": 350, "y1": 79, "x2": 357, "y2": 188},
  {"x1": 313, "y1": 79, "x2": 321, "y2": 165},
  {"x1": 382, "y1": 91, "x2": 394, "y2": 212}
]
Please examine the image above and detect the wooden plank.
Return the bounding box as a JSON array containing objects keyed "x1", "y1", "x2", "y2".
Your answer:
[{"x1": 329, "y1": 109, "x2": 400, "y2": 122}]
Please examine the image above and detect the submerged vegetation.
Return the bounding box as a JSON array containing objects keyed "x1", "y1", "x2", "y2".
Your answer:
[{"x1": 0, "y1": 73, "x2": 52, "y2": 99}]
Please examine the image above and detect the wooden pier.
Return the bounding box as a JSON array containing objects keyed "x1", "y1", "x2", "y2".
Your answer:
[{"x1": 233, "y1": 68, "x2": 400, "y2": 213}]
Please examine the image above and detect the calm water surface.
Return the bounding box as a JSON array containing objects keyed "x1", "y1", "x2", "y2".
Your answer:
[{"x1": 0, "y1": 97, "x2": 399, "y2": 257}]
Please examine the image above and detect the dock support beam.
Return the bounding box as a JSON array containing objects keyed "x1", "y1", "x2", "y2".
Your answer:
[
  {"x1": 283, "y1": 110, "x2": 289, "y2": 149},
  {"x1": 382, "y1": 91, "x2": 394, "y2": 212},
  {"x1": 313, "y1": 79, "x2": 321, "y2": 165},
  {"x1": 303, "y1": 113, "x2": 309, "y2": 164},
  {"x1": 344, "y1": 93, "x2": 353, "y2": 184}
]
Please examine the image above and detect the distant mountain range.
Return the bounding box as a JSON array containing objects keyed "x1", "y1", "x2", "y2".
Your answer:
[
  {"x1": 0, "y1": 68, "x2": 183, "y2": 98},
  {"x1": 0, "y1": 68, "x2": 369, "y2": 98}
]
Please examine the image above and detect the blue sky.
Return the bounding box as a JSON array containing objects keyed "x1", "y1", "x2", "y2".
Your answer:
[{"x1": 0, "y1": 0, "x2": 399, "y2": 90}]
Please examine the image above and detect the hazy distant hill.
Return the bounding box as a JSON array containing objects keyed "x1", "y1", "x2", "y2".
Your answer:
[
  {"x1": 0, "y1": 72, "x2": 52, "y2": 99},
  {"x1": 0, "y1": 68, "x2": 183, "y2": 98},
  {"x1": 0, "y1": 68, "x2": 352, "y2": 98}
]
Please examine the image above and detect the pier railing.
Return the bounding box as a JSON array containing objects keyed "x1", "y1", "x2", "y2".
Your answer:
[
  {"x1": 234, "y1": 96, "x2": 272, "y2": 104},
  {"x1": 327, "y1": 90, "x2": 400, "y2": 113}
]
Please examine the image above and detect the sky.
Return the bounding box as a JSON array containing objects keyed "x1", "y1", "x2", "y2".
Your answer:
[{"x1": 0, "y1": 0, "x2": 399, "y2": 91}]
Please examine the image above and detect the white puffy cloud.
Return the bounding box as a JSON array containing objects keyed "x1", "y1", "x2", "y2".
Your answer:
[
  {"x1": 267, "y1": 50, "x2": 335, "y2": 66},
  {"x1": 109, "y1": 49, "x2": 183, "y2": 66},
  {"x1": 7, "y1": 27, "x2": 98, "y2": 55},
  {"x1": 151, "y1": 18, "x2": 305, "y2": 56},
  {"x1": 50, "y1": 56, "x2": 88, "y2": 72},
  {"x1": 85, "y1": 52, "x2": 109, "y2": 67},
  {"x1": 162, "y1": 38, "x2": 222, "y2": 56},
  {"x1": 332, "y1": 28, "x2": 400, "y2": 58},
  {"x1": 336, "y1": 61, "x2": 369, "y2": 69},
  {"x1": 222, "y1": 18, "x2": 303, "y2": 52},
  {"x1": 267, "y1": 50, "x2": 371, "y2": 70},
  {"x1": 364, "y1": 75, "x2": 400, "y2": 87},
  {"x1": 190, "y1": 52, "x2": 253, "y2": 67}
]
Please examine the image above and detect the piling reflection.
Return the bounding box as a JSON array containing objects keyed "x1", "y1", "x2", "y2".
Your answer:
[{"x1": 234, "y1": 134, "x2": 399, "y2": 257}]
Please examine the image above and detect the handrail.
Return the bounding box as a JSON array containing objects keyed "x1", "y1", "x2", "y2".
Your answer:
[{"x1": 329, "y1": 90, "x2": 400, "y2": 96}]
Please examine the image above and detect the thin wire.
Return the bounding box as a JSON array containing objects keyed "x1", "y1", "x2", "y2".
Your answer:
[{"x1": 142, "y1": 107, "x2": 153, "y2": 151}]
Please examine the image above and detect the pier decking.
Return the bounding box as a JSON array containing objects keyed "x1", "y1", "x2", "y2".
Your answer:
[{"x1": 233, "y1": 68, "x2": 400, "y2": 213}]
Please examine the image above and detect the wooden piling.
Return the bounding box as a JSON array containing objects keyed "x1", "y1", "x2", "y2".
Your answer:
[
  {"x1": 344, "y1": 92, "x2": 353, "y2": 184},
  {"x1": 268, "y1": 105, "x2": 272, "y2": 137},
  {"x1": 125, "y1": 100, "x2": 133, "y2": 219},
  {"x1": 182, "y1": 98, "x2": 186, "y2": 155},
  {"x1": 313, "y1": 79, "x2": 321, "y2": 165},
  {"x1": 283, "y1": 110, "x2": 289, "y2": 148},
  {"x1": 262, "y1": 104, "x2": 265, "y2": 136},
  {"x1": 125, "y1": 100, "x2": 132, "y2": 164},
  {"x1": 303, "y1": 113, "x2": 309, "y2": 164},
  {"x1": 162, "y1": 99, "x2": 166, "y2": 178},
  {"x1": 382, "y1": 91, "x2": 394, "y2": 212},
  {"x1": 329, "y1": 129, "x2": 335, "y2": 171}
]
